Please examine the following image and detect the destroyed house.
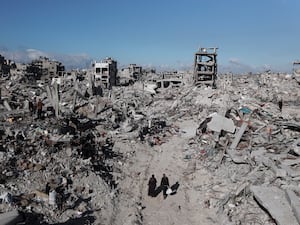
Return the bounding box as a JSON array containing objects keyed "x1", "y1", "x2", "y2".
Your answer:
[
  {"x1": 128, "y1": 64, "x2": 142, "y2": 80},
  {"x1": 118, "y1": 64, "x2": 143, "y2": 85},
  {"x1": 293, "y1": 61, "x2": 300, "y2": 76},
  {"x1": 93, "y1": 57, "x2": 117, "y2": 89},
  {"x1": 10, "y1": 63, "x2": 27, "y2": 77},
  {"x1": 292, "y1": 60, "x2": 300, "y2": 83},
  {"x1": 26, "y1": 57, "x2": 65, "y2": 81},
  {"x1": 156, "y1": 78, "x2": 183, "y2": 89},
  {"x1": 156, "y1": 71, "x2": 184, "y2": 89},
  {"x1": 194, "y1": 47, "x2": 218, "y2": 86},
  {"x1": 0, "y1": 54, "x2": 14, "y2": 76}
]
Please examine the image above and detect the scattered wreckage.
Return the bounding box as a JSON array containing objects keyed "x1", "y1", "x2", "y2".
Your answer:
[{"x1": 0, "y1": 53, "x2": 300, "y2": 224}]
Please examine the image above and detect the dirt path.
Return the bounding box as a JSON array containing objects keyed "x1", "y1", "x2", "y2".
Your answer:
[{"x1": 140, "y1": 119, "x2": 218, "y2": 225}]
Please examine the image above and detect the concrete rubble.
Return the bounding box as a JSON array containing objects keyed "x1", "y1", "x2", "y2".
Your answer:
[{"x1": 0, "y1": 53, "x2": 300, "y2": 224}]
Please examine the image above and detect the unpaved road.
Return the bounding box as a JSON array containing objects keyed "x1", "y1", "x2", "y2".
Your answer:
[{"x1": 140, "y1": 119, "x2": 219, "y2": 225}]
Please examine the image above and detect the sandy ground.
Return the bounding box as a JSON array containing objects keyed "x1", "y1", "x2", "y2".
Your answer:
[{"x1": 139, "y1": 119, "x2": 219, "y2": 225}]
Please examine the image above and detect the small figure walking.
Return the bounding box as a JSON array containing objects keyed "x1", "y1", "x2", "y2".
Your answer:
[
  {"x1": 37, "y1": 98, "x2": 43, "y2": 119},
  {"x1": 160, "y1": 174, "x2": 169, "y2": 199},
  {"x1": 148, "y1": 174, "x2": 157, "y2": 197},
  {"x1": 29, "y1": 99, "x2": 34, "y2": 116},
  {"x1": 32, "y1": 97, "x2": 37, "y2": 115},
  {"x1": 278, "y1": 98, "x2": 283, "y2": 113}
]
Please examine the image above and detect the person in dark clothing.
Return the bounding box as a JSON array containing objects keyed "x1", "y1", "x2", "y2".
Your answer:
[
  {"x1": 37, "y1": 98, "x2": 43, "y2": 119},
  {"x1": 278, "y1": 98, "x2": 283, "y2": 112},
  {"x1": 33, "y1": 97, "x2": 37, "y2": 115},
  {"x1": 29, "y1": 100, "x2": 33, "y2": 115},
  {"x1": 170, "y1": 181, "x2": 180, "y2": 195},
  {"x1": 148, "y1": 174, "x2": 157, "y2": 197},
  {"x1": 160, "y1": 174, "x2": 169, "y2": 199}
]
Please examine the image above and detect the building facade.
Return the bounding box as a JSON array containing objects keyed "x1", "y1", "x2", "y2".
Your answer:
[
  {"x1": 194, "y1": 47, "x2": 218, "y2": 87},
  {"x1": 26, "y1": 57, "x2": 65, "y2": 81},
  {"x1": 93, "y1": 57, "x2": 117, "y2": 89}
]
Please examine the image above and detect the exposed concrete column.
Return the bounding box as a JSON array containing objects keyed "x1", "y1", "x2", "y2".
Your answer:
[{"x1": 46, "y1": 82, "x2": 60, "y2": 118}]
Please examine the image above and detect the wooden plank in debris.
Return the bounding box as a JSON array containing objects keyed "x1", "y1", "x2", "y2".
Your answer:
[
  {"x1": 230, "y1": 122, "x2": 248, "y2": 150},
  {"x1": 225, "y1": 122, "x2": 249, "y2": 163}
]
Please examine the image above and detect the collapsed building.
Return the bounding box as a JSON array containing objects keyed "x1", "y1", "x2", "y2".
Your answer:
[
  {"x1": 293, "y1": 60, "x2": 300, "y2": 84},
  {"x1": 156, "y1": 71, "x2": 185, "y2": 89},
  {"x1": 26, "y1": 57, "x2": 65, "y2": 82},
  {"x1": 118, "y1": 64, "x2": 142, "y2": 85},
  {"x1": 0, "y1": 54, "x2": 16, "y2": 77},
  {"x1": 10, "y1": 63, "x2": 27, "y2": 77},
  {"x1": 1, "y1": 51, "x2": 300, "y2": 225},
  {"x1": 194, "y1": 47, "x2": 218, "y2": 87}
]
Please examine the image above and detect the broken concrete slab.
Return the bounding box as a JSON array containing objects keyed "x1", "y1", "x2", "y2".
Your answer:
[
  {"x1": 275, "y1": 168, "x2": 288, "y2": 178},
  {"x1": 3, "y1": 101, "x2": 12, "y2": 111},
  {"x1": 0, "y1": 210, "x2": 23, "y2": 225},
  {"x1": 280, "y1": 164, "x2": 300, "y2": 178},
  {"x1": 226, "y1": 149, "x2": 248, "y2": 164},
  {"x1": 184, "y1": 160, "x2": 196, "y2": 175},
  {"x1": 281, "y1": 158, "x2": 300, "y2": 166},
  {"x1": 250, "y1": 147, "x2": 267, "y2": 164},
  {"x1": 250, "y1": 185, "x2": 298, "y2": 225},
  {"x1": 207, "y1": 113, "x2": 235, "y2": 133},
  {"x1": 285, "y1": 189, "x2": 300, "y2": 224}
]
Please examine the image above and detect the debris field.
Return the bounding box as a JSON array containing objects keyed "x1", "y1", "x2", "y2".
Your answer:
[{"x1": 1, "y1": 68, "x2": 300, "y2": 225}]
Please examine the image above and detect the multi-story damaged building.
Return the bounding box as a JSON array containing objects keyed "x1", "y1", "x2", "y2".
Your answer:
[
  {"x1": 10, "y1": 63, "x2": 27, "y2": 77},
  {"x1": 0, "y1": 54, "x2": 15, "y2": 76},
  {"x1": 26, "y1": 57, "x2": 65, "y2": 81},
  {"x1": 119, "y1": 64, "x2": 142, "y2": 85},
  {"x1": 292, "y1": 60, "x2": 300, "y2": 83},
  {"x1": 194, "y1": 47, "x2": 218, "y2": 87},
  {"x1": 93, "y1": 57, "x2": 117, "y2": 88}
]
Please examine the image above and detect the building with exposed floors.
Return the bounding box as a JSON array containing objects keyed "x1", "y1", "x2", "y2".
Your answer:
[
  {"x1": 194, "y1": 47, "x2": 218, "y2": 87},
  {"x1": 93, "y1": 57, "x2": 117, "y2": 89}
]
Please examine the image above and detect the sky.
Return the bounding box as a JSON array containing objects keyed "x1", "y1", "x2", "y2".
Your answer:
[{"x1": 1, "y1": 0, "x2": 300, "y2": 73}]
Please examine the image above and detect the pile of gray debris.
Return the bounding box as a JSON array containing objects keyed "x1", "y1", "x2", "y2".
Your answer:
[
  {"x1": 0, "y1": 70, "x2": 300, "y2": 225},
  {"x1": 180, "y1": 72, "x2": 300, "y2": 225}
]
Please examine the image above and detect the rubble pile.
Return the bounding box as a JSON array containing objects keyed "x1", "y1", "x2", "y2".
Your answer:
[
  {"x1": 0, "y1": 75, "x2": 140, "y2": 224},
  {"x1": 181, "y1": 73, "x2": 300, "y2": 224},
  {"x1": 0, "y1": 70, "x2": 300, "y2": 224}
]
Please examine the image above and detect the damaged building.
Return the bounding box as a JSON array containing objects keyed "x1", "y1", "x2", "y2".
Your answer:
[
  {"x1": 1, "y1": 51, "x2": 300, "y2": 225},
  {"x1": 156, "y1": 71, "x2": 185, "y2": 89},
  {"x1": 194, "y1": 47, "x2": 218, "y2": 87},
  {"x1": 0, "y1": 54, "x2": 15, "y2": 77},
  {"x1": 26, "y1": 57, "x2": 65, "y2": 82},
  {"x1": 118, "y1": 63, "x2": 143, "y2": 85},
  {"x1": 293, "y1": 60, "x2": 300, "y2": 84},
  {"x1": 92, "y1": 57, "x2": 117, "y2": 89}
]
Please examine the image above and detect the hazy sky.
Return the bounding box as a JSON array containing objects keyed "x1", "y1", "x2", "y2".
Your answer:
[{"x1": 1, "y1": 0, "x2": 300, "y2": 72}]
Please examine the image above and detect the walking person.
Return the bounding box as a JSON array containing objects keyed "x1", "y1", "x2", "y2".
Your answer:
[
  {"x1": 160, "y1": 174, "x2": 169, "y2": 199},
  {"x1": 29, "y1": 98, "x2": 34, "y2": 116},
  {"x1": 148, "y1": 174, "x2": 157, "y2": 197},
  {"x1": 32, "y1": 97, "x2": 37, "y2": 115},
  {"x1": 37, "y1": 98, "x2": 43, "y2": 119},
  {"x1": 278, "y1": 98, "x2": 283, "y2": 113}
]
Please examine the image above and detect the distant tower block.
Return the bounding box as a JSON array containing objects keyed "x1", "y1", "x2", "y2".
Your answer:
[{"x1": 194, "y1": 47, "x2": 218, "y2": 87}]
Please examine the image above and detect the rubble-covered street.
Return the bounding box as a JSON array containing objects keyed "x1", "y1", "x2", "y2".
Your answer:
[{"x1": 1, "y1": 65, "x2": 300, "y2": 225}]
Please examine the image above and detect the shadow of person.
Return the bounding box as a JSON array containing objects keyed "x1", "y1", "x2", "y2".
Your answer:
[{"x1": 170, "y1": 182, "x2": 180, "y2": 195}]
